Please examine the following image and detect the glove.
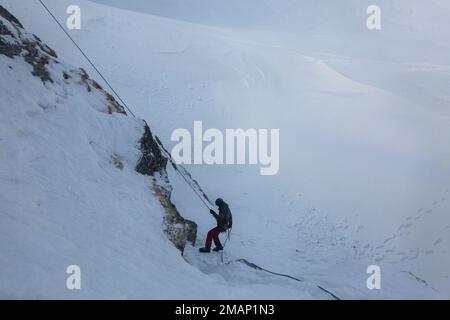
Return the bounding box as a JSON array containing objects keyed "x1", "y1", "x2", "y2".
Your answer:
[{"x1": 210, "y1": 209, "x2": 216, "y2": 215}]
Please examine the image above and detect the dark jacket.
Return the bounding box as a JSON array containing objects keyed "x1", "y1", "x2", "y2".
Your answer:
[{"x1": 210, "y1": 202, "x2": 232, "y2": 232}]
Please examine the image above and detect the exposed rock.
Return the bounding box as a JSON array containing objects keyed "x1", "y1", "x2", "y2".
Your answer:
[
  {"x1": 23, "y1": 39, "x2": 53, "y2": 83},
  {"x1": 136, "y1": 122, "x2": 197, "y2": 252},
  {"x1": 0, "y1": 5, "x2": 55, "y2": 83},
  {"x1": 0, "y1": 20, "x2": 13, "y2": 36},
  {"x1": 78, "y1": 68, "x2": 127, "y2": 115},
  {"x1": 135, "y1": 122, "x2": 167, "y2": 175},
  {"x1": 0, "y1": 5, "x2": 23, "y2": 28},
  {"x1": 62, "y1": 71, "x2": 71, "y2": 80},
  {"x1": 105, "y1": 92, "x2": 126, "y2": 114},
  {"x1": 111, "y1": 154, "x2": 124, "y2": 170},
  {"x1": 153, "y1": 171, "x2": 197, "y2": 252},
  {"x1": 33, "y1": 35, "x2": 57, "y2": 58},
  {"x1": 0, "y1": 36, "x2": 21, "y2": 58}
]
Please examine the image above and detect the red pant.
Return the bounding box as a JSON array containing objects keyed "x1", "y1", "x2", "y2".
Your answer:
[{"x1": 205, "y1": 227, "x2": 222, "y2": 248}]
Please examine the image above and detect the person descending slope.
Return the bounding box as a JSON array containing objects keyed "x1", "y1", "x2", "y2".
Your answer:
[{"x1": 199, "y1": 198, "x2": 233, "y2": 253}]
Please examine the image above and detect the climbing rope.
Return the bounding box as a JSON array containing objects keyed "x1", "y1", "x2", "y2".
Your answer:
[
  {"x1": 220, "y1": 228, "x2": 232, "y2": 263},
  {"x1": 39, "y1": 0, "x2": 136, "y2": 117},
  {"x1": 232, "y1": 259, "x2": 340, "y2": 300},
  {"x1": 155, "y1": 136, "x2": 215, "y2": 210}
]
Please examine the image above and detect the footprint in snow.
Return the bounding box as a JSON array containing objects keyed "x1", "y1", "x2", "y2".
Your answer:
[
  {"x1": 34, "y1": 199, "x2": 43, "y2": 207},
  {"x1": 425, "y1": 209, "x2": 433, "y2": 214},
  {"x1": 383, "y1": 235, "x2": 397, "y2": 243},
  {"x1": 397, "y1": 223, "x2": 412, "y2": 231},
  {"x1": 433, "y1": 238, "x2": 442, "y2": 246},
  {"x1": 400, "y1": 256, "x2": 409, "y2": 262}
]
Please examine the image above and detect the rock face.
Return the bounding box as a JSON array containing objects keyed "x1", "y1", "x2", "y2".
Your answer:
[
  {"x1": 0, "y1": 5, "x2": 197, "y2": 252},
  {"x1": 0, "y1": 6, "x2": 22, "y2": 28},
  {"x1": 0, "y1": 6, "x2": 57, "y2": 83},
  {"x1": 135, "y1": 122, "x2": 167, "y2": 175},
  {"x1": 136, "y1": 122, "x2": 197, "y2": 252},
  {"x1": 153, "y1": 171, "x2": 198, "y2": 251},
  {"x1": 77, "y1": 68, "x2": 127, "y2": 115}
]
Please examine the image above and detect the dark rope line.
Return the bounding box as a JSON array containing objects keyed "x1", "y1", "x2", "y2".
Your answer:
[
  {"x1": 38, "y1": 0, "x2": 136, "y2": 117},
  {"x1": 316, "y1": 285, "x2": 340, "y2": 300},
  {"x1": 159, "y1": 144, "x2": 212, "y2": 210},
  {"x1": 155, "y1": 136, "x2": 214, "y2": 210},
  {"x1": 235, "y1": 259, "x2": 305, "y2": 282},
  {"x1": 234, "y1": 259, "x2": 340, "y2": 300}
]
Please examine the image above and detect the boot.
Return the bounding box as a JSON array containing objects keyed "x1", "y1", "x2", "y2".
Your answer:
[
  {"x1": 199, "y1": 247, "x2": 211, "y2": 253},
  {"x1": 213, "y1": 245, "x2": 223, "y2": 252}
]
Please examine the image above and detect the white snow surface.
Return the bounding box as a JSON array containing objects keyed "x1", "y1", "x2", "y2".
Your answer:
[{"x1": 1, "y1": 0, "x2": 449, "y2": 299}]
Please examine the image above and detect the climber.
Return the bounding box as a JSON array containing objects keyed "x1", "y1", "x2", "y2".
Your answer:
[{"x1": 199, "y1": 198, "x2": 233, "y2": 253}]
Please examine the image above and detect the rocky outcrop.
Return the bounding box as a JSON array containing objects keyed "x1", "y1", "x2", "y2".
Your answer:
[
  {"x1": 135, "y1": 122, "x2": 167, "y2": 175},
  {"x1": 0, "y1": 6, "x2": 57, "y2": 83},
  {"x1": 0, "y1": 5, "x2": 125, "y2": 115},
  {"x1": 152, "y1": 171, "x2": 197, "y2": 251},
  {"x1": 0, "y1": 6, "x2": 23, "y2": 28},
  {"x1": 77, "y1": 68, "x2": 127, "y2": 115},
  {"x1": 136, "y1": 122, "x2": 197, "y2": 252}
]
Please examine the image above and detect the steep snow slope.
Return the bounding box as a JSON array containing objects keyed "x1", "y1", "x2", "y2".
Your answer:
[
  {"x1": 2, "y1": 0, "x2": 449, "y2": 298},
  {"x1": 0, "y1": 8, "x2": 200, "y2": 298}
]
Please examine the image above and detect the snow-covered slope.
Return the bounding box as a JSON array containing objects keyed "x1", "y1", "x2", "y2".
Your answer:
[
  {"x1": 1, "y1": 0, "x2": 449, "y2": 299},
  {"x1": 0, "y1": 6, "x2": 200, "y2": 298},
  {"x1": 0, "y1": 3, "x2": 340, "y2": 300}
]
